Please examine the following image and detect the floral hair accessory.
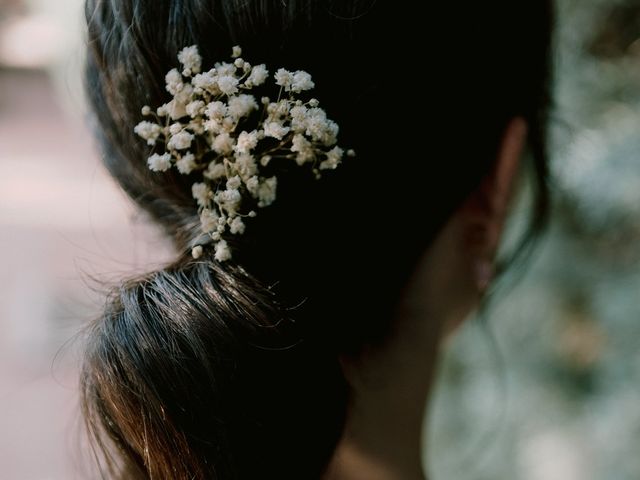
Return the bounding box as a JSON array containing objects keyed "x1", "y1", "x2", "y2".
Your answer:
[{"x1": 135, "y1": 45, "x2": 354, "y2": 261}]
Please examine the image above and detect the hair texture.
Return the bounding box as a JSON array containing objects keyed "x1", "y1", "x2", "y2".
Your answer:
[{"x1": 82, "y1": 1, "x2": 554, "y2": 478}]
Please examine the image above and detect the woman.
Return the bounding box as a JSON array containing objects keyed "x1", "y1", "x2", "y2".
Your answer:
[{"x1": 81, "y1": 1, "x2": 554, "y2": 478}]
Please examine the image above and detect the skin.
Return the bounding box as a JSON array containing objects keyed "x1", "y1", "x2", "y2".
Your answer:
[{"x1": 324, "y1": 118, "x2": 528, "y2": 480}]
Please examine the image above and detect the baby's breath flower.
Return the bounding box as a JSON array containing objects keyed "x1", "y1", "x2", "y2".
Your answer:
[
  {"x1": 205, "y1": 101, "x2": 227, "y2": 120},
  {"x1": 319, "y1": 146, "x2": 343, "y2": 170},
  {"x1": 274, "y1": 68, "x2": 294, "y2": 89},
  {"x1": 235, "y1": 130, "x2": 259, "y2": 154},
  {"x1": 165, "y1": 68, "x2": 183, "y2": 95},
  {"x1": 176, "y1": 153, "x2": 197, "y2": 174},
  {"x1": 226, "y1": 175, "x2": 242, "y2": 190},
  {"x1": 200, "y1": 208, "x2": 219, "y2": 233},
  {"x1": 217, "y1": 75, "x2": 239, "y2": 95},
  {"x1": 147, "y1": 153, "x2": 172, "y2": 172},
  {"x1": 178, "y1": 45, "x2": 202, "y2": 76},
  {"x1": 247, "y1": 65, "x2": 269, "y2": 86},
  {"x1": 204, "y1": 161, "x2": 226, "y2": 180},
  {"x1": 234, "y1": 153, "x2": 258, "y2": 179},
  {"x1": 263, "y1": 121, "x2": 290, "y2": 140},
  {"x1": 216, "y1": 188, "x2": 242, "y2": 213},
  {"x1": 136, "y1": 45, "x2": 353, "y2": 261},
  {"x1": 134, "y1": 121, "x2": 162, "y2": 146},
  {"x1": 291, "y1": 70, "x2": 314, "y2": 93},
  {"x1": 192, "y1": 182, "x2": 211, "y2": 207},
  {"x1": 230, "y1": 216, "x2": 245, "y2": 235},
  {"x1": 186, "y1": 100, "x2": 205, "y2": 118},
  {"x1": 216, "y1": 62, "x2": 236, "y2": 76},
  {"x1": 228, "y1": 94, "x2": 258, "y2": 120},
  {"x1": 231, "y1": 46, "x2": 242, "y2": 58},
  {"x1": 291, "y1": 133, "x2": 315, "y2": 165},
  {"x1": 169, "y1": 123, "x2": 183, "y2": 135},
  {"x1": 212, "y1": 132, "x2": 235, "y2": 155},
  {"x1": 257, "y1": 177, "x2": 277, "y2": 208},
  {"x1": 192, "y1": 71, "x2": 217, "y2": 91},
  {"x1": 215, "y1": 240, "x2": 232, "y2": 262},
  {"x1": 168, "y1": 130, "x2": 195, "y2": 150}
]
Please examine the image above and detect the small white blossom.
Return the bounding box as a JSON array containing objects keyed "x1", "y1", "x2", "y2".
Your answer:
[
  {"x1": 263, "y1": 121, "x2": 290, "y2": 140},
  {"x1": 234, "y1": 153, "x2": 258, "y2": 179},
  {"x1": 308, "y1": 98, "x2": 319, "y2": 107},
  {"x1": 291, "y1": 70, "x2": 314, "y2": 93},
  {"x1": 186, "y1": 100, "x2": 205, "y2": 117},
  {"x1": 192, "y1": 71, "x2": 218, "y2": 92},
  {"x1": 157, "y1": 104, "x2": 169, "y2": 116},
  {"x1": 169, "y1": 83, "x2": 194, "y2": 119},
  {"x1": 226, "y1": 175, "x2": 242, "y2": 190},
  {"x1": 176, "y1": 153, "x2": 197, "y2": 174},
  {"x1": 247, "y1": 64, "x2": 269, "y2": 86},
  {"x1": 347, "y1": 149, "x2": 356, "y2": 157},
  {"x1": 228, "y1": 94, "x2": 258, "y2": 119},
  {"x1": 291, "y1": 133, "x2": 315, "y2": 165},
  {"x1": 290, "y1": 105, "x2": 308, "y2": 133},
  {"x1": 214, "y1": 240, "x2": 232, "y2": 262},
  {"x1": 147, "y1": 153, "x2": 172, "y2": 172},
  {"x1": 168, "y1": 130, "x2": 194, "y2": 150},
  {"x1": 230, "y1": 216, "x2": 245, "y2": 235},
  {"x1": 246, "y1": 175, "x2": 260, "y2": 196},
  {"x1": 234, "y1": 58, "x2": 245, "y2": 68},
  {"x1": 215, "y1": 62, "x2": 236, "y2": 76},
  {"x1": 141, "y1": 105, "x2": 152, "y2": 116},
  {"x1": 319, "y1": 146, "x2": 343, "y2": 170},
  {"x1": 217, "y1": 75, "x2": 239, "y2": 95},
  {"x1": 178, "y1": 45, "x2": 202, "y2": 75},
  {"x1": 169, "y1": 123, "x2": 183, "y2": 135},
  {"x1": 305, "y1": 108, "x2": 338, "y2": 146},
  {"x1": 204, "y1": 161, "x2": 226, "y2": 180},
  {"x1": 191, "y1": 245, "x2": 204, "y2": 259},
  {"x1": 231, "y1": 45, "x2": 242, "y2": 58},
  {"x1": 134, "y1": 121, "x2": 162, "y2": 145},
  {"x1": 260, "y1": 155, "x2": 272, "y2": 167},
  {"x1": 216, "y1": 188, "x2": 242, "y2": 213},
  {"x1": 200, "y1": 208, "x2": 219, "y2": 233},
  {"x1": 192, "y1": 182, "x2": 211, "y2": 207},
  {"x1": 234, "y1": 130, "x2": 259, "y2": 154},
  {"x1": 274, "y1": 68, "x2": 294, "y2": 90},
  {"x1": 205, "y1": 101, "x2": 227, "y2": 120},
  {"x1": 257, "y1": 177, "x2": 277, "y2": 207},
  {"x1": 189, "y1": 119, "x2": 205, "y2": 135},
  {"x1": 165, "y1": 68, "x2": 183, "y2": 95},
  {"x1": 212, "y1": 132, "x2": 235, "y2": 155},
  {"x1": 267, "y1": 100, "x2": 290, "y2": 117}
]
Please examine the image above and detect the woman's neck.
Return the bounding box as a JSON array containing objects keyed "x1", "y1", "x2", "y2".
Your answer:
[{"x1": 325, "y1": 301, "x2": 442, "y2": 480}]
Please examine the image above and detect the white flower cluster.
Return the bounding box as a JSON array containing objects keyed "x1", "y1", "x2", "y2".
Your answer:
[{"x1": 135, "y1": 45, "x2": 354, "y2": 261}]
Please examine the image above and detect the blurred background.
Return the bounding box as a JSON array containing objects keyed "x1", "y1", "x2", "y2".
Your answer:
[
  {"x1": 0, "y1": 0, "x2": 173, "y2": 478},
  {"x1": 1, "y1": 0, "x2": 639, "y2": 478}
]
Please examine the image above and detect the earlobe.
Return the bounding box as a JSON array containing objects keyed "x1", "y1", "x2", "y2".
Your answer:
[
  {"x1": 466, "y1": 117, "x2": 528, "y2": 293},
  {"x1": 490, "y1": 117, "x2": 528, "y2": 217}
]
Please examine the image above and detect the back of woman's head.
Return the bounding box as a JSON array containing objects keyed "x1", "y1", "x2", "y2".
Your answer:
[{"x1": 82, "y1": 1, "x2": 554, "y2": 478}]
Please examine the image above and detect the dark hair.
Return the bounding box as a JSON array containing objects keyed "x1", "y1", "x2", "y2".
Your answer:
[{"x1": 82, "y1": 1, "x2": 554, "y2": 478}]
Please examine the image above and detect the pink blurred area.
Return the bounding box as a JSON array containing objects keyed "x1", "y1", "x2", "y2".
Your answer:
[{"x1": 0, "y1": 67, "x2": 172, "y2": 478}]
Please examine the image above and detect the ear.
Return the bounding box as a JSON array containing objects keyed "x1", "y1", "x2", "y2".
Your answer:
[{"x1": 464, "y1": 117, "x2": 528, "y2": 290}]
